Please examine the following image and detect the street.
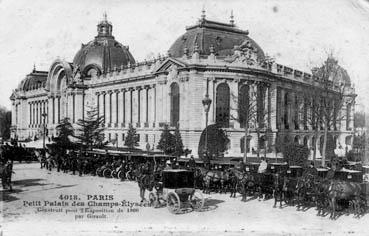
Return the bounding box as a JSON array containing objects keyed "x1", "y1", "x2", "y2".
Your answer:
[{"x1": 2, "y1": 163, "x2": 369, "y2": 236}]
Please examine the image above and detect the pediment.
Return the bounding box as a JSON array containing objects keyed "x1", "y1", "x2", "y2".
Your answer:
[{"x1": 154, "y1": 57, "x2": 187, "y2": 74}]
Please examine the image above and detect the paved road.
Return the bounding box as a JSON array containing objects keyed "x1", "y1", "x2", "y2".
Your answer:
[{"x1": 2, "y1": 163, "x2": 369, "y2": 236}]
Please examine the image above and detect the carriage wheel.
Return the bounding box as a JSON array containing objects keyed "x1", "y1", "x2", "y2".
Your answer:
[
  {"x1": 167, "y1": 192, "x2": 181, "y2": 214},
  {"x1": 149, "y1": 192, "x2": 157, "y2": 207},
  {"x1": 236, "y1": 183, "x2": 243, "y2": 194},
  {"x1": 103, "y1": 168, "x2": 112, "y2": 178},
  {"x1": 190, "y1": 190, "x2": 205, "y2": 211},
  {"x1": 96, "y1": 169, "x2": 101, "y2": 177},
  {"x1": 111, "y1": 171, "x2": 116, "y2": 178},
  {"x1": 118, "y1": 171, "x2": 124, "y2": 179}
]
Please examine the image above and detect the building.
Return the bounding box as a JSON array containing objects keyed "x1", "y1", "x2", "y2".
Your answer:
[{"x1": 10, "y1": 12, "x2": 356, "y2": 158}]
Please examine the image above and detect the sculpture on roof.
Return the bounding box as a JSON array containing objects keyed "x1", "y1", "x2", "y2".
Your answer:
[{"x1": 225, "y1": 39, "x2": 259, "y2": 66}]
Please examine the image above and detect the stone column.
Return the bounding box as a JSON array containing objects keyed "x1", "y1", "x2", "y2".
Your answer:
[
  {"x1": 121, "y1": 89, "x2": 126, "y2": 127},
  {"x1": 230, "y1": 79, "x2": 239, "y2": 129},
  {"x1": 290, "y1": 91, "x2": 295, "y2": 130},
  {"x1": 136, "y1": 86, "x2": 142, "y2": 127},
  {"x1": 57, "y1": 97, "x2": 61, "y2": 124},
  {"x1": 129, "y1": 88, "x2": 133, "y2": 124},
  {"x1": 96, "y1": 92, "x2": 100, "y2": 119},
  {"x1": 111, "y1": 90, "x2": 118, "y2": 126},
  {"x1": 143, "y1": 86, "x2": 149, "y2": 127},
  {"x1": 72, "y1": 94, "x2": 76, "y2": 123},
  {"x1": 106, "y1": 90, "x2": 112, "y2": 125},
  {"x1": 269, "y1": 83, "x2": 277, "y2": 131},
  {"x1": 299, "y1": 95, "x2": 305, "y2": 130},
  {"x1": 152, "y1": 85, "x2": 157, "y2": 127}
]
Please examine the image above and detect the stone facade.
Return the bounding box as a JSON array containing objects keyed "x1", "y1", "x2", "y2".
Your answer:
[{"x1": 10, "y1": 14, "x2": 356, "y2": 158}]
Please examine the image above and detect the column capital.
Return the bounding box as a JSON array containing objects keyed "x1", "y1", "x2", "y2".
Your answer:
[
  {"x1": 107, "y1": 90, "x2": 113, "y2": 94},
  {"x1": 128, "y1": 87, "x2": 134, "y2": 92},
  {"x1": 120, "y1": 88, "x2": 127, "y2": 92},
  {"x1": 144, "y1": 85, "x2": 151, "y2": 90},
  {"x1": 136, "y1": 86, "x2": 143, "y2": 91},
  {"x1": 113, "y1": 89, "x2": 120, "y2": 93}
]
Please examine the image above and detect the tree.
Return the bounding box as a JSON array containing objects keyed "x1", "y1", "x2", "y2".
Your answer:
[
  {"x1": 74, "y1": 106, "x2": 105, "y2": 150},
  {"x1": 0, "y1": 106, "x2": 11, "y2": 140},
  {"x1": 282, "y1": 142, "x2": 310, "y2": 166},
  {"x1": 124, "y1": 124, "x2": 139, "y2": 149},
  {"x1": 173, "y1": 124, "x2": 184, "y2": 157},
  {"x1": 306, "y1": 55, "x2": 354, "y2": 166},
  {"x1": 157, "y1": 124, "x2": 175, "y2": 155},
  {"x1": 230, "y1": 81, "x2": 272, "y2": 162},
  {"x1": 198, "y1": 124, "x2": 229, "y2": 159},
  {"x1": 53, "y1": 117, "x2": 75, "y2": 151}
]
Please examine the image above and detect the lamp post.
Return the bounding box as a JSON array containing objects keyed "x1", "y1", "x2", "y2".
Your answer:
[
  {"x1": 42, "y1": 113, "x2": 47, "y2": 150},
  {"x1": 202, "y1": 94, "x2": 212, "y2": 157}
]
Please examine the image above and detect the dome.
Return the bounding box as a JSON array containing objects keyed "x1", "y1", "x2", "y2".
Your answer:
[
  {"x1": 18, "y1": 68, "x2": 48, "y2": 91},
  {"x1": 168, "y1": 17, "x2": 265, "y2": 59},
  {"x1": 73, "y1": 14, "x2": 135, "y2": 76}
]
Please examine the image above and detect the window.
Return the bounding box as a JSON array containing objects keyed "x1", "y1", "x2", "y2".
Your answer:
[
  {"x1": 303, "y1": 136, "x2": 308, "y2": 147},
  {"x1": 122, "y1": 133, "x2": 125, "y2": 141},
  {"x1": 216, "y1": 83, "x2": 230, "y2": 128},
  {"x1": 238, "y1": 85, "x2": 249, "y2": 128},
  {"x1": 145, "y1": 134, "x2": 148, "y2": 142},
  {"x1": 170, "y1": 83, "x2": 180, "y2": 126},
  {"x1": 284, "y1": 92, "x2": 289, "y2": 129}
]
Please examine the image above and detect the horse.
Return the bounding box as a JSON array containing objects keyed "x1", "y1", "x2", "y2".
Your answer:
[
  {"x1": 327, "y1": 180, "x2": 363, "y2": 219},
  {"x1": 314, "y1": 178, "x2": 331, "y2": 216},
  {"x1": 273, "y1": 173, "x2": 286, "y2": 208},
  {"x1": 0, "y1": 162, "x2": 13, "y2": 191},
  {"x1": 252, "y1": 172, "x2": 274, "y2": 201},
  {"x1": 203, "y1": 168, "x2": 233, "y2": 194},
  {"x1": 194, "y1": 167, "x2": 208, "y2": 190}
]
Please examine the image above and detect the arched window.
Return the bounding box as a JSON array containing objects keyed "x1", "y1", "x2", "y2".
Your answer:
[
  {"x1": 238, "y1": 85, "x2": 249, "y2": 128},
  {"x1": 216, "y1": 83, "x2": 230, "y2": 128},
  {"x1": 170, "y1": 83, "x2": 180, "y2": 126},
  {"x1": 312, "y1": 136, "x2": 316, "y2": 150},
  {"x1": 303, "y1": 136, "x2": 308, "y2": 147}
]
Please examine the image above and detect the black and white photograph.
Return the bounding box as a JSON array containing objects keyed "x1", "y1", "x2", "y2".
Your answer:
[{"x1": 1, "y1": 0, "x2": 369, "y2": 235}]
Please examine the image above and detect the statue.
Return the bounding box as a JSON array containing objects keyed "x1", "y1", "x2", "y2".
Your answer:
[{"x1": 225, "y1": 39, "x2": 259, "y2": 66}]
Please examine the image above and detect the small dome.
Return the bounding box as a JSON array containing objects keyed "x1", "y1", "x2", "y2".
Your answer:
[
  {"x1": 168, "y1": 18, "x2": 265, "y2": 59},
  {"x1": 19, "y1": 69, "x2": 48, "y2": 91},
  {"x1": 73, "y1": 14, "x2": 135, "y2": 76}
]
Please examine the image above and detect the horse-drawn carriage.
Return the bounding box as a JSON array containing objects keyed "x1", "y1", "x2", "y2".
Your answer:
[{"x1": 148, "y1": 169, "x2": 205, "y2": 214}]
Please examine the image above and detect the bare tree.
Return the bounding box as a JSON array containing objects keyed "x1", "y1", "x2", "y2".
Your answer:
[
  {"x1": 230, "y1": 82, "x2": 271, "y2": 162},
  {"x1": 304, "y1": 56, "x2": 355, "y2": 166}
]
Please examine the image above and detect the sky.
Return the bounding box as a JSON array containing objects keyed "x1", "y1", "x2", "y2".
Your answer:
[{"x1": 1, "y1": 0, "x2": 369, "y2": 111}]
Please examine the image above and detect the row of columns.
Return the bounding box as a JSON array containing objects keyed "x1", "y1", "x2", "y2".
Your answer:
[
  {"x1": 28, "y1": 99, "x2": 48, "y2": 126},
  {"x1": 276, "y1": 88, "x2": 345, "y2": 132},
  {"x1": 96, "y1": 85, "x2": 156, "y2": 128}
]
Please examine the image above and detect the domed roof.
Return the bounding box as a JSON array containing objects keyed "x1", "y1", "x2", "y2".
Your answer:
[
  {"x1": 73, "y1": 14, "x2": 135, "y2": 76},
  {"x1": 168, "y1": 15, "x2": 265, "y2": 59},
  {"x1": 18, "y1": 68, "x2": 48, "y2": 91}
]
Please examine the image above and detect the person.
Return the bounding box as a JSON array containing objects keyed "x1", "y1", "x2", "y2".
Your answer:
[
  {"x1": 164, "y1": 160, "x2": 172, "y2": 170},
  {"x1": 258, "y1": 158, "x2": 268, "y2": 174},
  {"x1": 188, "y1": 155, "x2": 196, "y2": 170}
]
